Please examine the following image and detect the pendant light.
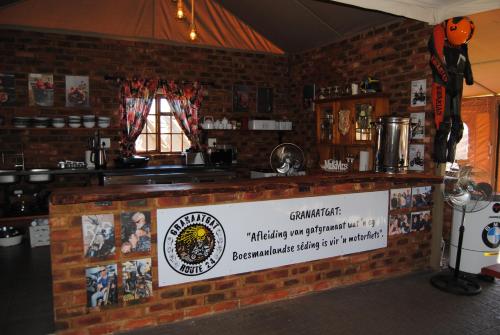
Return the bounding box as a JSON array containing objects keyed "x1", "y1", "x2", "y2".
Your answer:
[
  {"x1": 189, "y1": 0, "x2": 197, "y2": 41},
  {"x1": 176, "y1": 0, "x2": 184, "y2": 19}
]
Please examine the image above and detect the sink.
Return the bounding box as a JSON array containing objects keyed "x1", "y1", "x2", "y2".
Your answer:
[
  {"x1": 0, "y1": 170, "x2": 19, "y2": 184},
  {"x1": 28, "y1": 169, "x2": 52, "y2": 182}
]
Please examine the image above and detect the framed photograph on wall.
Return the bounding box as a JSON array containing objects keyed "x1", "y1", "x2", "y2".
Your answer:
[
  {"x1": 302, "y1": 84, "x2": 315, "y2": 112},
  {"x1": 410, "y1": 79, "x2": 426, "y2": 107},
  {"x1": 28, "y1": 73, "x2": 54, "y2": 107},
  {"x1": 82, "y1": 214, "x2": 116, "y2": 258},
  {"x1": 233, "y1": 85, "x2": 250, "y2": 113},
  {"x1": 0, "y1": 73, "x2": 16, "y2": 106},
  {"x1": 408, "y1": 144, "x2": 425, "y2": 171},
  {"x1": 85, "y1": 264, "x2": 118, "y2": 308},
  {"x1": 122, "y1": 258, "x2": 153, "y2": 302},
  {"x1": 120, "y1": 211, "x2": 152, "y2": 254},
  {"x1": 65, "y1": 75, "x2": 90, "y2": 107},
  {"x1": 410, "y1": 210, "x2": 432, "y2": 232},
  {"x1": 257, "y1": 87, "x2": 273, "y2": 113},
  {"x1": 410, "y1": 112, "x2": 425, "y2": 140}
]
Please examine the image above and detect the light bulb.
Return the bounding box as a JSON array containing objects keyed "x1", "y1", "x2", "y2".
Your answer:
[
  {"x1": 176, "y1": 1, "x2": 184, "y2": 19},
  {"x1": 189, "y1": 26, "x2": 197, "y2": 41}
]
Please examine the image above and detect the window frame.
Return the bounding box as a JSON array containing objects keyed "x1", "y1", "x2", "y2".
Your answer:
[{"x1": 136, "y1": 95, "x2": 191, "y2": 154}]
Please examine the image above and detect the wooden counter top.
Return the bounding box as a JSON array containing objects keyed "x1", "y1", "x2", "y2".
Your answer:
[{"x1": 50, "y1": 171, "x2": 443, "y2": 205}]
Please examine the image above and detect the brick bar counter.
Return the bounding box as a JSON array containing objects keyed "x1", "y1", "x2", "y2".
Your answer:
[{"x1": 49, "y1": 172, "x2": 442, "y2": 334}]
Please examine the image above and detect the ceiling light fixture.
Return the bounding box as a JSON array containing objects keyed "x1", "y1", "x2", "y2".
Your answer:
[
  {"x1": 176, "y1": 0, "x2": 185, "y2": 20},
  {"x1": 189, "y1": 0, "x2": 197, "y2": 41}
]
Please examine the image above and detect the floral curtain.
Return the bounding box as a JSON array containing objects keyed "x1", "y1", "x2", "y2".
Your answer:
[
  {"x1": 158, "y1": 80, "x2": 204, "y2": 150},
  {"x1": 119, "y1": 78, "x2": 158, "y2": 157}
]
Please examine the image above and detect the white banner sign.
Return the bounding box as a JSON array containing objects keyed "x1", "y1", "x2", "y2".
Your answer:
[{"x1": 157, "y1": 191, "x2": 388, "y2": 287}]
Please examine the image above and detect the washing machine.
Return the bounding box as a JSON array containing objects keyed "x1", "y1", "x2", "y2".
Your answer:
[{"x1": 449, "y1": 198, "x2": 500, "y2": 274}]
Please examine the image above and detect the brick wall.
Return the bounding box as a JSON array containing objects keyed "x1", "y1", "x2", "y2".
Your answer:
[
  {"x1": 50, "y1": 181, "x2": 433, "y2": 334},
  {"x1": 1, "y1": 18, "x2": 436, "y2": 173}
]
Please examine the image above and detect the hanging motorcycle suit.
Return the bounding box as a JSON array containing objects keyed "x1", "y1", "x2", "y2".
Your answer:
[{"x1": 428, "y1": 22, "x2": 474, "y2": 163}]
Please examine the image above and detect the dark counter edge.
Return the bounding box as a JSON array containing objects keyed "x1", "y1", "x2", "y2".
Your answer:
[
  {"x1": 50, "y1": 172, "x2": 443, "y2": 206},
  {"x1": 0, "y1": 164, "x2": 231, "y2": 176}
]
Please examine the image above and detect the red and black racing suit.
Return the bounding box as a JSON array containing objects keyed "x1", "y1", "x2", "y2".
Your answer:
[{"x1": 428, "y1": 24, "x2": 473, "y2": 163}]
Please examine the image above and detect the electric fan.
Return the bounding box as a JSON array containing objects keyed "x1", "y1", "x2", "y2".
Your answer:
[
  {"x1": 269, "y1": 143, "x2": 305, "y2": 176},
  {"x1": 430, "y1": 165, "x2": 493, "y2": 295}
]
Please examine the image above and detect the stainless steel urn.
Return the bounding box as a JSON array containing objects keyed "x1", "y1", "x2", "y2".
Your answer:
[{"x1": 373, "y1": 116, "x2": 410, "y2": 173}]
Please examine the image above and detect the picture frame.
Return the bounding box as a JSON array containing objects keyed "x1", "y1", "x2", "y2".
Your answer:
[
  {"x1": 65, "y1": 75, "x2": 90, "y2": 108},
  {"x1": 410, "y1": 112, "x2": 425, "y2": 140},
  {"x1": 410, "y1": 79, "x2": 426, "y2": 107},
  {"x1": 257, "y1": 87, "x2": 273, "y2": 113},
  {"x1": 408, "y1": 144, "x2": 425, "y2": 171},
  {"x1": 232, "y1": 85, "x2": 250, "y2": 113},
  {"x1": 28, "y1": 73, "x2": 54, "y2": 107},
  {"x1": 85, "y1": 264, "x2": 118, "y2": 308}
]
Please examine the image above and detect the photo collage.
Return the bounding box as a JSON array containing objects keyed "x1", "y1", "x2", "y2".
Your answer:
[
  {"x1": 388, "y1": 186, "x2": 432, "y2": 236},
  {"x1": 82, "y1": 211, "x2": 153, "y2": 308}
]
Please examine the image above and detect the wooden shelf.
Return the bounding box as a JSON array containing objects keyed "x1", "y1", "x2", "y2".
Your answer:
[
  {"x1": 0, "y1": 126, "x2": 119, "y2": 131},
  {"x1": 314, "y1": 92, "x2": 389, "y2": 103},
  {"x1": 0, "y1": 214, "x2": 48, "y2": 229}
]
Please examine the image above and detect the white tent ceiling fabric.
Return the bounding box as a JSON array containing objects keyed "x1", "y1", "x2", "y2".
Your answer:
[{"x1": 331, "y1": 0, "x2": 500, "y2": 24}]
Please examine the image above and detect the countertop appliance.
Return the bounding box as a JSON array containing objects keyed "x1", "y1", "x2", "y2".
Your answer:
[{"x1": 373, "y1": 116, "x2": 410, "y2": 173}]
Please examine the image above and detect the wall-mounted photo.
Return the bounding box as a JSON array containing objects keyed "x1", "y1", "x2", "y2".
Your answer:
[
  {"x1": 389, "y1": 214, "x2": 411, "y2": 235},
  {"x1": 411, "y1": 210, "x2": 432, "y2": 232},
  {"x1": 410, "y1": 112, "x2": 425, "y2": 140},
  {"x1": 122, "y1": 258, "x2": 153, "y2": 302},
  {"x1": 408, "y1": 144, "x2": 425, "y2": 171},
  {"x1": 82, "y1": 214, "x2": 116, "y2": 258},
  {"x1": 85, "y1": 264, "x2": 118, "y2": 308},
  {"x1": 390, "y1": 188, "x2": 412, "y2": 210},
  {"x1": 412, "y1": 186, "x2": 432, "y2": 208},
  {"x1": 302, "y1": 84, "x2": 315, "y2": 112},
  {"x1": 233, "y1": 85, "x2": 250, "y2": 113},
  {"x1": 120, "y1": 211, "x2": 151, "y2": 254},
  {"x1": 0, "y1": 73, "x2": 16, "y2": 106},
  {"x1": 28, "y1": 73, "x2": 54, "y2": 107},
  {"x1": 410, "y1": 79, "x2": 426, "y2": 107},
  {"x1": 65, "y1": 75, "x2": 90, "y2": 107},
  {"x1": 257, "y1": 87, "x2": 273, "y2": 113}
]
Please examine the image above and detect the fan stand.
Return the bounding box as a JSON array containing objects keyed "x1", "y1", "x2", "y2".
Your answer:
[{"x1": 430, "y1": 205, "x2": 482, "y2": 295}]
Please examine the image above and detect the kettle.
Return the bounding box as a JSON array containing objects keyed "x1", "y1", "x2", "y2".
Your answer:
[{"x1": 91, "y1": 141, "x2": 107, "y2": 169}]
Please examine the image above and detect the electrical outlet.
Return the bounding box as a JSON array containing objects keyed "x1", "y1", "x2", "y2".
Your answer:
[
  {"x1": 207, "y1": 138, "x2": 217, "y2": 147},
  {"x1": 101, "y1": 138, "x2": 111, "y2": 148}
]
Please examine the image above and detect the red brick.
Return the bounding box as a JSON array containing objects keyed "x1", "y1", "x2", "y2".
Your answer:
[
  {"x1": 266, "y1": 289, "x2": 289, "y2": 301},
  {"x1": 240, "y1": 295, "x2": 268, "y2": 306},
  {"x1": 157, "y1": 311, "x2": 184, "y2": 324},
  {"x1": 123, "y1": 317, "x2": 156, "y2": 330},
  {"x1": 213, "y1": 300, "x2": 239, "y2": 312},
  {"x1": 54, "y1": 280, "x2": 85, "y2": 293},
  {"x1": 73, "y1": 315, "x2": 103, "y2": 327},
  {"x1": 88, "y1": 323, "x2": 118, "y2": 335},
  {"x1": 148, "y1": 302, "x2": 174, "y2": 313},
  {"x1": 185, "y1": 306, "x2": 212, "y2": 318},
  {"x1": 157, "y1": 196, "x2": 188, "y2": 207}
]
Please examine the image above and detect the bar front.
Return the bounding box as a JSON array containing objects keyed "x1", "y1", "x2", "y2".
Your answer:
[{"x1": 49, "y1": 172, "x2": 441, "y2": 334}]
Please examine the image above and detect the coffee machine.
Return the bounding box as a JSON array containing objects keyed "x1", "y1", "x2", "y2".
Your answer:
[{"x1": 88, "y1": 131, "x2": 107, "y2": 169}]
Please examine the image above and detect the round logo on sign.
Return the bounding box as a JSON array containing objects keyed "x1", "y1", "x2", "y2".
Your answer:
[
  {"x1": 482, "y1": 222, "x2": 500, "y2": 249},
  {"x1": 163, "y1": 212, "x2": 225, "y2": 276}
]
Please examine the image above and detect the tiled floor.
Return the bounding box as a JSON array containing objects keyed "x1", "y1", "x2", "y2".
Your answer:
[
  {"x1": 1, "y1": 241, "x2": 499, "y2": 335},
  {"x1": 0, "y1": 241, "x2": 54, "y2": 335}
]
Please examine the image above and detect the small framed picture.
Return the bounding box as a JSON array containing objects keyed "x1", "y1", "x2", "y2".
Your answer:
[
  {"x1": 65, "y1": 75, "x2": 90, "y2": 107},
  {"x1": 411, "y1": 210, "x2": 432, "y2": 232},
  {"x1": 409, "y1": 144, "x2": 425, "y2": 171},
  {"x1": 410, "y1": 79, "x2": 426, "y2": 107},
  {"x1": 85, "y1": 264, "x2": 118, "y2": 308},
  {"x1": 28, "y1": 73, "x2": 54, "y2": 107},
  {"x1": 0, "y1": 73, "x2": 16, "y2": 106},
  {"x1": 389, "y1": 214, "x2": 411, "y2": 235},
  {"x1": 257, "y1": 87, "x2": 273, "y2": 113},
  {"x1": 410, "y1": 112, "x2": 425, "y2": 140},
  {"x1": 82, "y1": 214, "x2": 116, "y2": 258},
  {"x1": 122, "y1": 258, "x2": 153, "y2": 302},
  {"x1": 233, "y1": 85, "x2": 250, "y2": 113},
  {"x1": 389, "y1": 188, "x2": 412, "y2": 210},
  {"x1": 120, "y1": 211, "x2": 152, "y2": 254},
  {"x1": 412, "y1": 186, "x2": 432, "y2": 208},
  {"x1": 303, "y1": 84, "x2": 315, "y2": 112}
]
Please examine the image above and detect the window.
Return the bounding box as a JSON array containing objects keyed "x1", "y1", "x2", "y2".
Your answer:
[{"x1": 136, "y1": 97, "x2": 191, "y2": 153}]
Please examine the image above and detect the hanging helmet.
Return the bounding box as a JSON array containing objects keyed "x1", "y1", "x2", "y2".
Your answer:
[{"x1": 444, "y1": 16, "x2": 475, "y2": 46}]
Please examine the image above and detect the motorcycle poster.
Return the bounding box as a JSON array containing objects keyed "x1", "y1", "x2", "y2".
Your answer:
[
  {"x1": 410, "y1": 79, "x2": 426, "y2": 107},
  {"x1": 408, "y1": 144, "x2": 425, "y2": 171}
]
